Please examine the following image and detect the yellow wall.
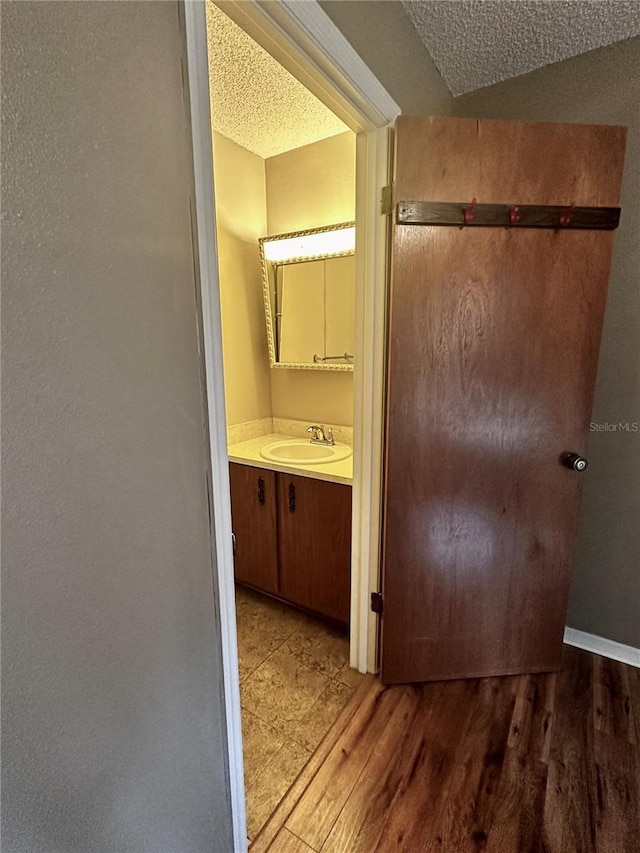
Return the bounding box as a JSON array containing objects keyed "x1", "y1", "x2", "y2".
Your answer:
[
  {"x1": 212, "y1": 132, "x2": 272, "y2": 426},
  {"x1": 266, "y1": 132, "x2": 356, "y2": 426},
  {"x1": 268, "y1": 370, "x2": 355, "y2": 426},
  {"x1": 266, "y1": 132, "x2": 356, "y2": 233}
]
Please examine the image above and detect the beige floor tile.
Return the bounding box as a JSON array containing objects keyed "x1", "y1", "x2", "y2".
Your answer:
[
  {"x1": 236, "y1": 586, "x2": 358, "y2": 839},
  {"x1": 236, "y1": 586, "x2": 306, "y2": 631},
  {"x1": 235, "y1": 603, "x2": 297, "y2": 683},
  {"x1": 289, "y1": 679, "x2": 354, "y2": 753},
  {"x1": 241, "y1": 709, "x2": 286, "y2": 788},
  {"x1": 236, "y1": 603, "x2": 294, "y2": 647},
  {"x1": 335, "y1": 660, "x2": 366, "y2": 689},
  {"x1": 245, "y1": 739, "x2": 311, "y2": 840},
  {"x1": 236, "y1": 590, "x2": 293, "y2": 687},
  {"x1": 237, "y1": 641, "x2": 266, "y2": 683},
  {"x1": 241, "y1": 645, "x2": 331, "y2": 735},
  {"x1": 282, "y1": 622, "x2": 349, "y2": 678}
]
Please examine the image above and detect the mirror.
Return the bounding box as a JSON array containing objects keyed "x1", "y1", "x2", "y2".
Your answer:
[{"x1": 259, "y1": 222, "x2": 355, "y2": 370}]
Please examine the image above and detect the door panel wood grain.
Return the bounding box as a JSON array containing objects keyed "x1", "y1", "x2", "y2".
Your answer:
[
  {"x1": 381, "y1": 117, "x2": 626, "y2": 684},
  {"x1": 229, "y1": 462, "x2": 279, "y2": 594}
]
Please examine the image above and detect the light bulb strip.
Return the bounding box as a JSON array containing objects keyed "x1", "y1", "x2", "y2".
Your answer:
[{"x1": 260, "y1": 222, "x2": 355, "y2": 264}]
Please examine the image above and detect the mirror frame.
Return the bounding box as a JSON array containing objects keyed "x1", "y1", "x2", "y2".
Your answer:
[{"x1": 259, "y1": 222, "x2": 356, "y2": 371}]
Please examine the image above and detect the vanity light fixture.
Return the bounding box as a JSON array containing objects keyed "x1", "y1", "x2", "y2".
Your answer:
[{"x1": 261, "y1": 224, "x2": 355, "y2": 263}]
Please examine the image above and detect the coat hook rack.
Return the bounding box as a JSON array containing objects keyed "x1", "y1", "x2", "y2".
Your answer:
[{"x1": 396, "y1": 200, "x2": 620, "y2": 231}]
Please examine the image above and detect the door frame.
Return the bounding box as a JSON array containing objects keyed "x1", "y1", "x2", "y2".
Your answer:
[{"x1": 184, "y1": 2, "x2": 399, "y2": 849}]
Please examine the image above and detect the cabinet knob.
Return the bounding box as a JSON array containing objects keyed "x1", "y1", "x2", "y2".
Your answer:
[
  {"x1": 257, "y1": 477, "x2": 266, "y2": 505},
  {"x1": 288, "y1": 482, "x2": 296, "y2": 513}
]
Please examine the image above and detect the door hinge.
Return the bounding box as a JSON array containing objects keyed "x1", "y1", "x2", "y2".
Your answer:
[
  {"x1": 370, "y1": 591, "x2": 384, "y2": 615},
  {"x1": 381, "y1": 185, "x2": 393, "y2": 216}
]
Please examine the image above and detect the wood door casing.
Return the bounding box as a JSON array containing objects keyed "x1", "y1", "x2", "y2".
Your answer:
[
  {"x1": 381, "y1": 117, "x2": 626, "y2": 684},
  {"x1": 277, "y1": 473, "x2": 352, "y2": 625},
  {"x1": 229, "y1": 462, "x2": 279, "y2": 594}
]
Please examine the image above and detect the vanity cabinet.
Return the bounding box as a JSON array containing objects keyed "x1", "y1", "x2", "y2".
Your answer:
[
  {"x1": 277, "y1": 472, "x2": 351, "y2": 624},
  {"x1": 229, "y1": 462, "x2": 351, "y2": 624},
  {"x1": 228, "y1": 464, "x2": 279, "y2": 594}
]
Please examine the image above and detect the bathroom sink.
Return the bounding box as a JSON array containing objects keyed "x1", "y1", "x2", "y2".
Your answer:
[{"x1": 260, "y1": 439, "x2": 352, "y2": 465}]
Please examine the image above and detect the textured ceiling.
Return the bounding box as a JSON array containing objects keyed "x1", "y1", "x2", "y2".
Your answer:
[
  {"x1": 402, "y1": 0, "x2": 640, "y2": 96},
  {"x1": 206, "y1": 2, "x2": 348, "y2": 159}
]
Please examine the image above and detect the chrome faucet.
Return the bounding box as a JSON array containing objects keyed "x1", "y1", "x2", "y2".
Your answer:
[{"x1": 306, "y1": 424, "x2": 335, "y2": 446}]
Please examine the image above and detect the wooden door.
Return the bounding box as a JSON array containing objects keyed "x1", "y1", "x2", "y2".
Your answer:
[
  {"x1": 229, "y1": 463, "x2": 279, "y2": 594},
  {"x1": 381, "y1": 117, "x2": 626, "y2": 684},
  {"x1": 277, "y1": 474, "x2": 351, "y2": 624}
]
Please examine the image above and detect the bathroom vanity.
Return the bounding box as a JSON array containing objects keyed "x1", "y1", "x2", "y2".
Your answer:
[
  {"x1": 228, "y1": 434, "x2": 352, "y2": 625},
  {"x1": 225, "y1": 220, "x2": 356, "y2": 626}
]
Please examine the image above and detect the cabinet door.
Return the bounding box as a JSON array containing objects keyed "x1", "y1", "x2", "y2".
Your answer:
[
  {"x1": 277, "y1": 473, "x2": 351, "y2": 624},
  {"x1": 229, "y1": 463, "x2": 278, "y2": 594}
]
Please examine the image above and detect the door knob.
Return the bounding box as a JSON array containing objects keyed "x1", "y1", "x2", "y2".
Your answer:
[{"x1": 563, "y1": 453, "x2": 589, "y2": 472}]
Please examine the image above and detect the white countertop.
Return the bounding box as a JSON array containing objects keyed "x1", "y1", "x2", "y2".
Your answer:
[{"x1": 228, "y1": 433, "x2": 353, "y2": 486}]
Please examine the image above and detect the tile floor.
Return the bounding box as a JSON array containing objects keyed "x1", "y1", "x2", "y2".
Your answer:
[{"x1": 235, "y1": 584, "x2": 363, "y2": 841}]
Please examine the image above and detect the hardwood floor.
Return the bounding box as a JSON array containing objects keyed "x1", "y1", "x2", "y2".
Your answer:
[{"x1": 252, "y1": 646, "x2": 639, "y2": 852}]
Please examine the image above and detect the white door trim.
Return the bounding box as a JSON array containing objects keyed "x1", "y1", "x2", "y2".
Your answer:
[
  {"x1": 184, "y1": 2, "x2": 399, "y2": 849},
  {"x1": 184, "y1": 5, "x2": 247, "y2": 850},
  {"x1": 352, "y1": 124, "x2": 393, "y2": 673},
  {"x1": 218, "y1": 0, "x2": 399, "y2": 131}
]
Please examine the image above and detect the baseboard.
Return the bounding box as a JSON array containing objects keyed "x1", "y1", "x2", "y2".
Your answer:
[{"x1": 563, "y1": 627, "x2": 640, "y2": 668}]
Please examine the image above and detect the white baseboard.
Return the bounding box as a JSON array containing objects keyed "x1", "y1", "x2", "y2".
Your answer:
[{"x1": 564, "y1": 627, "x2": 640, "y2": 668}]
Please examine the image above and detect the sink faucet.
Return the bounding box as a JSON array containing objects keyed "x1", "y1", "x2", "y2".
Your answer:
[{"x1": 306, "y1": 424, "x2": 335, "y2": 446}]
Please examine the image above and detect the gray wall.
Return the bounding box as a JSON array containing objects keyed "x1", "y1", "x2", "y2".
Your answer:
[
  {"x1": 454, "y1": 38, "x2": 640, "y2": 648},
  {"x1": 1, "y1": 3, "x2": 234, "y2": 851},
  {"x1": 319, "y1": 0, "x2": 453, "y2": 115}
]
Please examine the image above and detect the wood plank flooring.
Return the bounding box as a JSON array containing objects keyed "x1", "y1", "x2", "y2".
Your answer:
[{"x1": 252, "y1": 646, "x2": 639, "y2": 852}]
